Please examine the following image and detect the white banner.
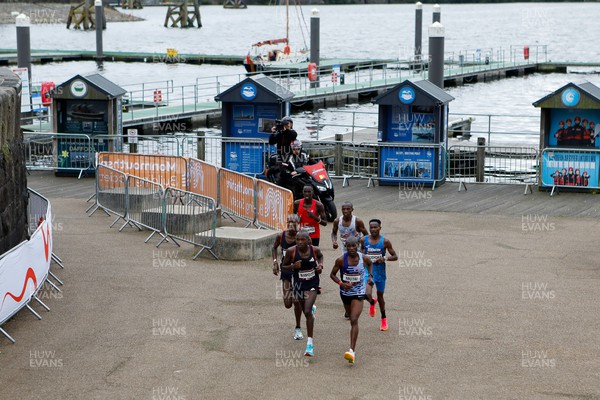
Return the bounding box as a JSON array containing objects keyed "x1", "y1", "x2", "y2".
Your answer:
[{"x1": 0, "y1": 205, "x2": 53, "y2": 324}]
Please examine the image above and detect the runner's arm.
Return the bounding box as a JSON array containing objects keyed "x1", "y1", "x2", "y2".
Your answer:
[
  {"x1": 272, "y1": 234, "x2": 282, "y2": 274},
  {"x1": 315, "y1": 247, "x2": 324, "y2": 274},
  {"x1": 384, "y1": 239, "x2": 398, "y2": 262},
  {"x1": 364, "y1": 255, "x2": 374, "y2": 286},
  {"x1": 281, "y1": 247, "x2": 295, "y2": 271},
  {"x1": 356, "y1": 218, "x2": 369, "y2": 237},
  {"x1": 317, "y1": 202, "x2": 327, "y2": 226},
  {"x1": 331, "y1": 218, "x2": 339, "y2": 249}
]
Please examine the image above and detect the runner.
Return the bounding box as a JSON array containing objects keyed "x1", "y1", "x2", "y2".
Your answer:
[
  {"x1": 293, "y1": 185, "x2": 327, "y2": 247},
  {"x1": 282, "y1": 231, "x2": 324, "y2": 357},
  {"x1": 330, "y1": 236, "x2": 373, "y2": 364},
  {"x1": 360, "y1": 219, "x2": 398, "y2": 331},
  {"x1": 272, "y1": 214, "x2": 304, "y2": 340},
  {"x1": 331, "y1": 201, "x2": 368, "y2": 253}
]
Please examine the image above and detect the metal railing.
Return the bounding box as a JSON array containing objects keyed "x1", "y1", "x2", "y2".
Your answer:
[{"x1": 23, "y1": 132, "x2": 94, "y2": 177}]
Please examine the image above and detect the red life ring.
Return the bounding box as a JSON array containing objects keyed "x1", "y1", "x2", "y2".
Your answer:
[
  {"x1": 283, "y1": 45, "x2": 291, "y2": 55},
  {"x1": 307, "y1": 63, "x2": 317, "y2": 81}
]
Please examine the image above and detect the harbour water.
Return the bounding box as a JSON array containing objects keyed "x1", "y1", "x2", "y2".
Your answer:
[{"x1": 2, "y1": 3, "x2": 600, "y2": 145}]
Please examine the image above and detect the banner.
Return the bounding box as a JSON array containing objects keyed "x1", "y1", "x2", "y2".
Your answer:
[
  {"x1": 541, "y1": 150, "x2": 599, "y2": 188},
  {"x1": 188, "y1": 158, "x2": 219, "y2": 201},
  {"x1": 256, "y1": 180, "x2": 293, "y2": 230},
  {"x1": 219, "y1": 169, "x2": 256, "y2": 221},
  {"x1": 98, "y1": 152, "x2": 188, "y2": 190},
  {"x1": 0, "y1": 205, "x2": 52, "y2": 324}
]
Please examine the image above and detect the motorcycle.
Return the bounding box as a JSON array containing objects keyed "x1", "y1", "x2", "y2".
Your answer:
[{"x1": 265, "y1": 156, "x2": 337, "y2": 222}]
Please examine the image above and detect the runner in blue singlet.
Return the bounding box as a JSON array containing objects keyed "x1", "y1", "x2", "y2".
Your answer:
[
  {"x1": 360, "y1": 219, "x2": 398, "y2": 332},
  {"x1": 331, "y1": 236, "x2": 373, "y2": 364}
]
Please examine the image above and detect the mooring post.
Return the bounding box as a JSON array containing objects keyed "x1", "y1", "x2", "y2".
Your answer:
[
  {"x1": 310, "y1": 9, "x2": 320, "y2": 89},
  {"x1": 432, "y1": 4, "x2": 441, "y2": 23},
  {"x1": 197, "y1": 131, "x2": 205, "y2": 161},
  {"x1": 414, "y1": 2, "x2": 422, "y2": 66},
  {"x1": 428, "y1": 21, "x2": 444, "y2": 89},
  {"x1": 335, "y1": 133, "x2": 344, "y2": 177},
  {"x1": 476, "y1": 137, "x2": 485, "y2": 183},
  {"x1": 95, "y1": 0, "x2": 104, "y2": 66},
  {"x1": 16, "y1": 14, "x2": 32, "y2": 85}
]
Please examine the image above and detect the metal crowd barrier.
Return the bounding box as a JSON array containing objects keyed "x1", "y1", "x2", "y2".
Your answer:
[
  {"x1": 90, "y1": 164, "x2": 129, "y2": 227},
  {"x1": 27, "y1": 187, "x2": 49, "y2": 236},
  {"x1": 255, "y1": 180, "x2": 294, "y2": 231},
  {"x1": 218, "y1": 169, "x2": 256, "y2": 225},
  {"x1": 97, "y1": 152, "x2": 189, "y2": 191},
  {"x1": 163, "y1": 187, "x2": 217, "y2": 259},
  {"x1": 448, "y1": 145, "x2": 538, "y2": 190},
  {"x1": 125, "y1": 175, "x2": 167, "y2": 244},
  {"x1": 188, "y1": 158, "x2": 219, "y2": 201},
  {"x1": 540, "y1": 148, "x2": 600, "y2": 196},
  {"x1": 23, "y1": 132, "x2": 93, "y2": 178}
]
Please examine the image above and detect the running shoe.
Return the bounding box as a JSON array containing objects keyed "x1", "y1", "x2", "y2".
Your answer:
[
  {"x1": 380, "y1": 317, "x2": 388, "y2": 331},
  {"x1": 344, "y1": 349, "x2": 355, "y2": 364},
  {"x1": 293, "y1": 328, "x2": 304, "y2": 340},
  {"x1": 312, "y1": 305, "x2": 317, "y2": 318},
  {"x1": 369, "y1": 297, "x2": 378, "y2": 318},
  {"x1": 304, "y1": 343, "x2": 314, "y2": 357},
  {"x1": 343, "y1": 312, "x2": 350, "y2": 320}
]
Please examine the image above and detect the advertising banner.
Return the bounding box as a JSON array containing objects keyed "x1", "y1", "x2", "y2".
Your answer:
[
  {"x1": 541, "y1": 150, "x2": 599, "y2": 188},
  {"x1": 379, "y1": 146, "x2": 436, "y2": 183},
  {"x1": 219, "y1": 169, "x2": 256, "y2": 221},
  {"x1": 0, "y1": 206, "x2": 52, "y2": 324}
]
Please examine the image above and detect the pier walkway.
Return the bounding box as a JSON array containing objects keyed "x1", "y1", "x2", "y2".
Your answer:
[{"x1": 1, "y1": 171, "x2": 598, "y2": 399}]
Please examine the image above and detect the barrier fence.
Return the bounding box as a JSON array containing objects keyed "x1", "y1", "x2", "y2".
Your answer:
[
  {"x1": 1, "y1": 189, "x2": 63, "y2": 344},
  {"x1": 163, "y1": 187, "x2": 218, "y2": 259},
  {"x1": 218, "y1": 169, "x2": 257, "y2": 225},
  {"x1": 539, "y1": 148, "x2": 600, "y2": 196},
  {"x1": 447, "y1": 145, "x2": 538, "y2": 186},
  {"x1": 24, "y1": 132, "x2": 93, "y2": 177},
  {"x1": 255, "y1": 180, "x2": 294, "y2": 230},
  {"x1": 125, "y1": 175, "x2": 166, "y2": 244}
]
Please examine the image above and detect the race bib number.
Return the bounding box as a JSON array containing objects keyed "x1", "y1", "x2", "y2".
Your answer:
[
  {"x1": 298, "y1": 269, "x2": 315, "y2": 280},
  {"x1": 302, "y1": 225, "x2": 315, "y2": 234},
  {"x1": 343, "y1": 273, "x2": 361, "y2": 283},
  {"x1": 367, "y1": 253, "x2": 381, "y2": 262}
]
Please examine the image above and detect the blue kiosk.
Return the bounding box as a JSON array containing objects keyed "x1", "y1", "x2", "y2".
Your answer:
[
  {"x1": 215, "y1": 75, "x2": 294, "y2": 174},
  {"x1": 373, "y1": 79, "x2": 454, "y2": 186},
  {"x1": 533, "y1": 81, "x2": 600, "y2": 193}
]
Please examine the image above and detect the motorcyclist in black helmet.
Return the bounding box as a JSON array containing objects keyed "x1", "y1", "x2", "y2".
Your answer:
[{"x1": 279, "y1": 140, "x2": 317, "y2": 197}]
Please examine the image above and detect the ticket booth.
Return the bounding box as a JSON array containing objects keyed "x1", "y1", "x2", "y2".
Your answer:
[
  {"x1": 51, "y1": 73, "x2": 126, "y2": 174},
  {"x1": 533, "y1": 82, "x2": 600, "y2": 191},
  {"x1": 373, "y1": 79, "x2": 454, "y2": 186},
  {"x1": 215, "y1": 74, "x2": 294, "y2": 174}
]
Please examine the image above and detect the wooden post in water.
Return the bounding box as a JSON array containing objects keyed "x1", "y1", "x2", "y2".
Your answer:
[
  {"x1": 476, "y1": 137, "x2": 485, "y2": 182},
  {"x1": 164, "y1": 0, "x2": 201, "y2": 28}
]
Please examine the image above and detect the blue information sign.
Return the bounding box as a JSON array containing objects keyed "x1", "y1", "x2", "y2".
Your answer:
[
  {"x1": 379, "y1": 146, "x2": 436, "y2": 183},
  {"x1": 224, "y1": 142, "x2": 266, "y2": 174}
]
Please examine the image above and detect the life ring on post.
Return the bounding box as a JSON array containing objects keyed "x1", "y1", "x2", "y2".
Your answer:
[{"x1": 307, "y1": 63, "x2": 317, "y2": 82}]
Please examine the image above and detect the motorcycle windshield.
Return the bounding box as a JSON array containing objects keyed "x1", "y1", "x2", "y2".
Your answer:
[{"x1": 304, "y1": 161, "x2": 329, "y2": 183}]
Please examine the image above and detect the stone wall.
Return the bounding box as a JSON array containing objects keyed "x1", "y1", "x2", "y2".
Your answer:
[{"x1": 0, "y1": 68, "x2": 28, "y2": 255}]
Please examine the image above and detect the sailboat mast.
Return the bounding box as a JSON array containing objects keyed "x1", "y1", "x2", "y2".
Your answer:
[{"x1": 286, "y1": 0, "x2": 289, "y2": 43}]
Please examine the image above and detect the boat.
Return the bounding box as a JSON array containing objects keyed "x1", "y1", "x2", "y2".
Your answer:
[{"x1": 243, "y1": 0, "x2": 309, "y2": 73}]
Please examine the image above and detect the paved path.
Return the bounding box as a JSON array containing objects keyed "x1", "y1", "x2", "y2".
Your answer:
[{"x1": 2, "y1": 172, "x2": 600, "y2": 399}]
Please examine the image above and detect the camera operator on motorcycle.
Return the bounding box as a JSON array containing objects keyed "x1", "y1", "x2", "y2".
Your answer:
[
  {"x1": 266, "y1": 116, "x2": 298, "y2": 184},
  {"x1": 279, "y1": 140, "x2": 317, "y2": 197}
]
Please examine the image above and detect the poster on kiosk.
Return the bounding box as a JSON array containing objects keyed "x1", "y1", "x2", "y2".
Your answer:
[
  {"x1": 533, "y1": 82, "x2": 600, "y2": 189},
  {"x1": 215, "y1": 75, "x2": 294, "y2": 175},
  {"x1": 373, "y1": 79, "x2": 454, "y2": 185}
]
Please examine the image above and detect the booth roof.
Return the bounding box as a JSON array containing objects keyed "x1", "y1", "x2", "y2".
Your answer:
[
  {"x1": 373, "y1": 79, "x2": 454, "y2": 106},
  {"x1": 54, "y1": 73, "x2": 127, "y2": 99},
  {"x1": 214, "y1": 73, "x2": 294, "y2": 102},
  {"x1": 533, "y1": 81, "x2": 600, "y2": 107}
]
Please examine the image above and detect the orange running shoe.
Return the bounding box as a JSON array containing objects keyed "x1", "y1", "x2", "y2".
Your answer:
[
  {"x1": 344, "y1": 349, "x2": 355, "y2": 364},
  {"x1": 380, "y1": 317, "x2": 388, "y2": 331},
  {"x1": 369, "y1": 297, "x2": 377, "y2": 318}
]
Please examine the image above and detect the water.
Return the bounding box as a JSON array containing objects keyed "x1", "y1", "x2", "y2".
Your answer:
[{"x1": 2, "y1": 3, "x2": 600, "y2": 145}]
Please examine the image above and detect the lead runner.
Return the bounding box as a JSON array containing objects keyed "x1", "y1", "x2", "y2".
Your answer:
[{"x1": 330, "y1": 236, "x2": 373, "y2": 364}]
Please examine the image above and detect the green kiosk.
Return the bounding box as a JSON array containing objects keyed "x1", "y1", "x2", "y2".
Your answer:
[{"x1": 51, "y1": 73, "x2": 126, "y2": 175}]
